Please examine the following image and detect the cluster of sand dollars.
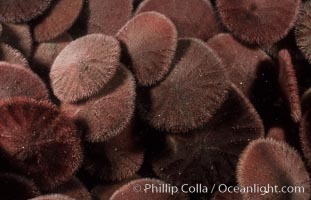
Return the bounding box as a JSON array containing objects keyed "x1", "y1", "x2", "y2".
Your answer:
[{"x1": 0, "y1": 0, "x2": 311, "y2": 200}]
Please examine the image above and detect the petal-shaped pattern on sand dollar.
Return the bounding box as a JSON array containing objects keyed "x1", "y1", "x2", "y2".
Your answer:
[
  {"x1": 50, "y1": 34, "x2": 120, "y2": 103},
  {"x1": 0, "y1": 98, "x2": 82, "y2": 190}
]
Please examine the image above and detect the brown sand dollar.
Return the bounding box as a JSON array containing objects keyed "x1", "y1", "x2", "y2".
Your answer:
[{"x1": 50, "y1": 34, "x2": 120, "y2": 103}]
